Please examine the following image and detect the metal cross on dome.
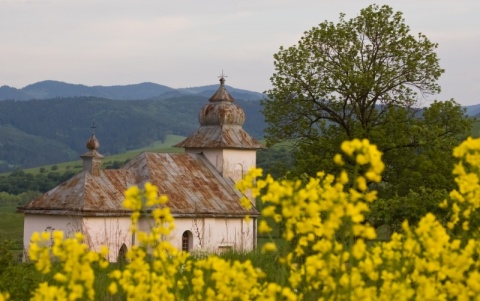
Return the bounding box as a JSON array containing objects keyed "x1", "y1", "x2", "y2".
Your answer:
[
  {"x1": 218, "y1": 70, "x2": 228, "y2": 85},
  {"x1": 90, "y1": 121, "x2": 97, "y2": 134}
]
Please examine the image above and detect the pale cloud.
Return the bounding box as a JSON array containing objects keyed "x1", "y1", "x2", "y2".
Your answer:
[{"x1": 81, "y1": 16, "x2": 192, "y2": 38}]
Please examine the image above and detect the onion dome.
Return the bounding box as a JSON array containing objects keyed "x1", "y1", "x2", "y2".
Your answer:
[
  {"x1": 81, "y1": 130, "x2": 104, "y2": 176},
  {"x1": 86, "y1": 133, "x2": 100, "y2": 150},
  {"x1": 208, "y1": 77, "x2": 234, "y2": 102},
  {"x1": 175, "y1": 76, "x2": 263, "y2": 150},
  {"x1": 199, "y1": 77, "x2": 246, "y2": 126}
]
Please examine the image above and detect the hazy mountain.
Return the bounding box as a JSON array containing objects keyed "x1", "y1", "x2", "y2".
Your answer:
[
  {"x1": 464, "y1": 104, "x2": 480, "y2": 117},
  {"x1": 0, "y1": 80, "x2": 264, "y2": 101},
  {"x1": 178, "y1": 84, "x2": 264, "y2": 101}
]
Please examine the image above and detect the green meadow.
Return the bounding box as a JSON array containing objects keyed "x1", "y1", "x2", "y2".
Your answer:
[{"x1": 0, "y1": 206, "x2": 23, "y2": 246}]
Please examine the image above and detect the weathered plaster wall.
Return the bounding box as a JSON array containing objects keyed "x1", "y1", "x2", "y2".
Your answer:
[
  {"x1": 170, "y1": 217, "x2": 255, "y2": 253},
  {"x1": 23, "y1": 214, "x2": 81, "y2": 256},
  {"x1": 82, "y1": 216, "x2": 132, "y2": 262},
  {"x1": 185, "y1": 149, "x2": 257, "y2": 183}
]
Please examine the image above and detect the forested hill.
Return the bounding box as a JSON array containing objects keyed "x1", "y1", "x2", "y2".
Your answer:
[
  {"x1": 0, "y1": 95, "x2": 266, "y2": 172},
  {"x1": 0, "y1": 80, "x2": 264, "y2": 101}
]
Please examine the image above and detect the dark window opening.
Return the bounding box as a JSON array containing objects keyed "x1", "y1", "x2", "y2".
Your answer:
[
  {"x1": 182, "y1": 231, "x2": 193, "y2": 251},
  {"x1": 118, "y1": 243, "x2": 128, "y2": 263}
]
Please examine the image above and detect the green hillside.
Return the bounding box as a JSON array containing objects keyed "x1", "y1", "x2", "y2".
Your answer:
[
  {"x1": 0, "y1": 125, "x2": 77, "y2": 169},
  {"x1": 0, "y1": 96, "x2": 266, "y2": 171},
  {"x1": 19, "y1": 135, "x2": 186, "y2": 176}
]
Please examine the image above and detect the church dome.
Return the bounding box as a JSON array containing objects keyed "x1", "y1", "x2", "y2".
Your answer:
[
  {"x1": 174, "y1": 75, "x2": 264, "y2": 150},
  {"x1": 198, "y1": 77, "x2": 246, "y2": 126},
  {"x1": 86, "y1": 133, "x2": 100, "y2": 150}
]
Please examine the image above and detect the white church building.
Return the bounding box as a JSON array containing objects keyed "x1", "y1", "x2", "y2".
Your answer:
[{"x1": 21, "y1": 77, "x2": 263, "y2": 261}]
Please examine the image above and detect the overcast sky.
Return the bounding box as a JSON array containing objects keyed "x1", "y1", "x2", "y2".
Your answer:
[{"x1": 1, "y1": 0, "x2": 479, "y2": 105}]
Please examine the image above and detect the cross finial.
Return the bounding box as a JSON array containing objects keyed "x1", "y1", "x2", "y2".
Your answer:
[
  {"x1": 218, "y1": 70, "x2": 227, "y2": 86},
  {"x1": 90, "y1": 121, "x2": 97, "y2": 134}
]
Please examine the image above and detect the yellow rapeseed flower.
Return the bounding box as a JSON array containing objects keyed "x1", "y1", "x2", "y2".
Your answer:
[
  {"x1": 15, "y1": 137, "x2": 480, "y2": 301},
  {"x1": 0, "y1": 292, "x2": 9, "y2": 301}
]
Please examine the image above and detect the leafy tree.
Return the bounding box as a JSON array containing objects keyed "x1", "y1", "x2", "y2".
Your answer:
[
  {"x1": 0, "y1": 169, "x2": 77, "y2": 196},
  {"x1": 265, "y1": 4, "x2": 442, "y2": 142},
  {"x1": 367, "y1": 188, "x2": 450, "y2": 233},
  {"x1": 257, "y1": 147, "x2": 295, "y2": 179},
  {"x1": 262, "y1": 4, "x2": 473, "y2": 228}
]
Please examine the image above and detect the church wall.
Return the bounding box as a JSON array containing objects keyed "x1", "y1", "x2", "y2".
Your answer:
[
  {"x1": 185, "y1": 148, "x2": 223, "y2": 175},
  {"x1": 185, "y1": 148, "x2": 256, "y2": 183},
  {"x1": 221, "y1": 149, "x2": 257, "y2": 183},
  {"x1": 23, "y1": 214, "x2": 82, "y2": 258},
  {"x1": 23, "y1": 215, "x2": 132, "y2": 262},
  {"x1": 24, "y1": 214, "x2": 256, "y2": 261},
  {"x1": 170, "y1": 217, "x2": 255, "y2": 253},
  {"x1": 82, "y1": 216, "x2": 132, "y2": 262}
]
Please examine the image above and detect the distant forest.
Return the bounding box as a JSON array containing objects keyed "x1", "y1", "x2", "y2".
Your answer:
[{"x1": 0, "y1": 95, "x2": 265, "y2": 172}]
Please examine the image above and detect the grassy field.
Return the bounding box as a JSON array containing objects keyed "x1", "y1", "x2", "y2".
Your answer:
[
  {"x1": 471, "y1": 119, "x2": 480, "y2": 138},
  {"x1": 108, "y1": 134, "x2": 186, "y2": 158},
  {"x1": 0, "y1": 206, "x2": 23, "y2": 245}
]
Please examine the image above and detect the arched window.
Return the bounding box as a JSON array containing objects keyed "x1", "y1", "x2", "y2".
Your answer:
[
  {"x1": 182, "y1": 231, "x2": 193, "y2": 251},
  {"x1": 234, "y1": 163, "x2": 244, "y2": 181},
  {"x1": 118, "y1": 243, "x2": 128, "y2": 263}
]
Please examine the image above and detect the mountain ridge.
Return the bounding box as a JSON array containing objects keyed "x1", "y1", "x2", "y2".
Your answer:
[{"x1": 0, "y1": 80, "x2": 264, "y2": 101}]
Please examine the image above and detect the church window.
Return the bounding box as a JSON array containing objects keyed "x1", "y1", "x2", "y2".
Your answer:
[{"x1": 182, "y1": 231, "x2": 193, "y2": 251}]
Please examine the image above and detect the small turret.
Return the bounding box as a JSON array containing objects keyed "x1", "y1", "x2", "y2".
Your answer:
[
  {"x1": 175, "y1": 74, "x2": 263, "y2": 182},
  {"x1": 80, "y1": 126, "x2": 104, "y2": 176}
]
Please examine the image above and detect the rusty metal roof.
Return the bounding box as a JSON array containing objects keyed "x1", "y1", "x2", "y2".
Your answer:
[
  {"x1": 21, "y1": 152, "x2": 259, "y2": 217},
  {"x1": 21, "y1": 169, "x2": 136, "y2": 216},
  {"x1": 175, "y1": 125, "x2": 264, "y2": 149},
  {"x1": 209, "y1": 77, "x2": 234, "y2": 103},
  {"x1": 123, "y1": 152, "x2": 258, "y2": 216}
]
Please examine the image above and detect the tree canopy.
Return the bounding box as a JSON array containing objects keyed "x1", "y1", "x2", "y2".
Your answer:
[
  {"x1": 262, "y1": 5, "x2": 471, "y2": 194},
  {"x1": 262, "y1": 4, "x2": 473, "y2": 226},
  {"x1": 264, "y1": 4, "x2": 444, "y2": 143}
]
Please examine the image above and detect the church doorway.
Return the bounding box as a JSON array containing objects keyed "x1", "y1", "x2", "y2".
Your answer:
[{"x1": 118, "y1": 243, "x2": 128, "y2": 263}]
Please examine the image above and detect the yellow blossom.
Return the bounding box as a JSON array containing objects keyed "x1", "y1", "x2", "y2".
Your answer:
[
  {"x1": 334, "y1": 153, "x2": 344, "y2": 166},
  {"x1": 12, "y1": 136, "x2": 480, "y2": 301},
  {"x1": 0, "y1": 292, "x2": 9, "y2": 301},
  {"x1": 258, "y1": 220, "x2": 273, "y2": 234},
  {"x1": 262, "y1": 243, "x2": 277, "y2": 253}
]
